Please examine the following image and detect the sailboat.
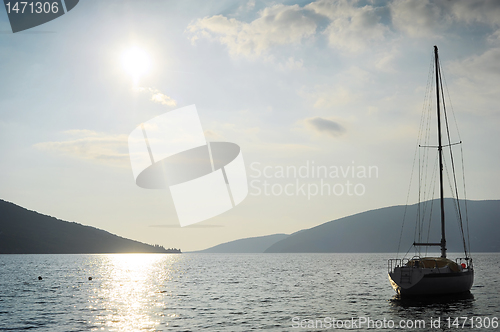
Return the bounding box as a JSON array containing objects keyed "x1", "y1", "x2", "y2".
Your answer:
[{"x1": 388, "y1": 46, "x2": 474, "y2": 296}]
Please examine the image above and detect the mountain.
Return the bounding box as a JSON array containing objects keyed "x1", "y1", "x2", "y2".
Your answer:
[
  {"x1": 0, "y1": 199, "x2": 180, "y2": 254},
  {"x1": 265, "y1": 199, "x2": 500, "y2": 253},
  {"x1": 195, "y1": 233, "x2": 289, "y2": 253}
]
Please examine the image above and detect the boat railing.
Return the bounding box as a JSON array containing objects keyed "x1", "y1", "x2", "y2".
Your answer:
[
  {"x1": 391, "y1": 256, "x2": 473, "y2": 272},
  {"x1": 389, "y1": 256, "x2": 443, "y2": 273},
  {"x1": 388, "y1": 259, "x2": 399, "y2": 273},
  {"x1": 387, "y1": 258, "x2": 410, "y2": 273}
]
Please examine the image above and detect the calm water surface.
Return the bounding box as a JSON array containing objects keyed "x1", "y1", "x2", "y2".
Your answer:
[{"x1": 0, "y1": 253, "x2": 498, "y2": 331}]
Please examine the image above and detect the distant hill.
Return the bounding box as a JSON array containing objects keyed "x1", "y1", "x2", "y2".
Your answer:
[
  {"x1": 195, "y1": 199, "x2": 499, "y2": 254},
  {"x1": 265, "y1": 199, "x2": 500, "y2": 253},
  {"x1": 195, "y1": 233, "x2": 289, "y2": 253},
  {"x1": 0, "y1": 199, "x2": 180, "y2": 254}
]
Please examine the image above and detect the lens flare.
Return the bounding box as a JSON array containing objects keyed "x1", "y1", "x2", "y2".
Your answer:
[{"x1": 121, "y1": 47, "x2": 151, "y2": 85}]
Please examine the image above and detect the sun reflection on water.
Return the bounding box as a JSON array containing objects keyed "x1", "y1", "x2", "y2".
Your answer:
[{"x1": 87, "y1": 254, "x2": 181, "y2": 331}]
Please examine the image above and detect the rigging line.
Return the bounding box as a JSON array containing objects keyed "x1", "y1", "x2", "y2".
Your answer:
[
  {"x1": 399, "y1": 133, "x2": 423, "y2": 260},
  {"x1": 443, "y1": 158, "x2": 465, "y2": 248},
  {"x1": 425, "y1": 154, "x2": 439, "y2": 256},
  {"x1": 419, "y1": 103, "x2": 434, "y2": 246},
  {"x1": 420, "y1": 77, "x2": 432, "y2": 214},
  {"x1": 441, "y1": 66, "x2": 462, "y2": 141},
  {"x1": 443, "y1": 138, "x2": 468, "y2": 257},
  {"x1": 442, "y1": 156, "x2": 464, "y2": 244},
  {"x1": 397, "y1": 140, "x2": 418, "y2": 259},
  {"x1": 398, "y1": 50, "x2": 434, "y2": 259},
  {"x1": 403, "y1": 243, "x2": 414, "y2": 261},
  {"x1": 415, "y1": 147, "x2": 421, "y2": 253},
  {"x1": 418, "y1": 70, "x2": 432, "y2": 224},
  {"x1": 419, "y1": 53, "x2": 436, "y2": 252},
  {"x1": 420, "y1": 151, "x2": 435, "y2": 219},
  {"x1": 461, "y1": 145, "x2": 471, "y2": 256},
  {"x1": 421, "y1": 83, "x2": 434, "y2": 209},
  {"x1": 439, "y1": 65, "x2": 469, "y2": 257},
  {"x1": 443, "y1": 67, "x2": 470, "y2": 257},
  {"x1": 424, "y1": 185, "x2": 435, "y2": 256}
]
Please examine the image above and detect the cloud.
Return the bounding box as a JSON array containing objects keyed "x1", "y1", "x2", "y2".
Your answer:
[
  {"x1": 151, "y1": 90, "x2": 177, "y2": 107},
  {"x1": 306, "y1": 0, "x2": 389, "y2": 52},
  {"x1": 187, "y1": 0, "x2": 500, "y2": 60},
  {"x1": 187, "y1": 0, "x2": 390, "y2": 59},
  {"x1": 448, "y1": 0, "x2": 500, "y2": 26},
  {"x1": 278, "y1": 57, "x2": 304, "y2": 71},
  {"x1": 234, "y1": 0, "x2": 256, "y2": 16},
  {"x1": 299, "y1": 66, "x2": 370, "y2": 108},
  {"x1": 248, "y1": 142, "x2": 319, "y2": 157},
  {"x1": 188, "y1": 1, "x2": 388, "y2": 57},
  {"x1": 204, "y1": 129, "x2": 224, "y2": 140},
  {"x1": 390, "y1": 0, "x2": 500, "y2": 38},
  {"x1": 374, "y1": 50, "x2": 398, "y2": 72},
  {"x1": 452, "y1": 47, "x2": 500, "y2": 79},
  {"x1": 389, "y1": 0, "x2": 446, "y2": 37},
  {"x1": 187, "y1": 4, "x2": 317, "y2": 59},
  {"x1": 448, "y1": 47, "x2": 500, "y2": 110},
  {"x1": 34, "y1": 130, "x2": 129, "y2": 166},
  {"x1": 487, "y1": 29, "x2": 500, "y2": 45},
  {"x1": 304, "y1": 85, "x2": 353, "y2": 109},
  {"x1": 149, "y1": 224, "x2": 224, "y2": 228},
  {"x1": 303, "y1": 117, "x2": 345, "y2": 137},
  {"x1": 137, "y1": 87, "x2": 177, "y2": 107}
]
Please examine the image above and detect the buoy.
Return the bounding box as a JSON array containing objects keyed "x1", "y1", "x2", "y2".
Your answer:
[
  {"x1": 38, "y1": 276, "x2": 42, "y2": 280},
  {"x1": 88, "y1": 277, "x2": 92, "y2": 281},
  {"x1": 461, "y1": 263, "x2": 466, "y2": 269}
]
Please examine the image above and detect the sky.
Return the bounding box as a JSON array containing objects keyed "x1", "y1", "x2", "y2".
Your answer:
[{"x1": 1, "y1": 0, "x2": 499, "y2": 251}]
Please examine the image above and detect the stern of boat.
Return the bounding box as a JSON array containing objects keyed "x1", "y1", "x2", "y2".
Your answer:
[{"x1": 388, "y1": 257, "x2": 474, "y2": 296}]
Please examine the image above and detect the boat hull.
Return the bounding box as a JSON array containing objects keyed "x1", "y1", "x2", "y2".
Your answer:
[{"x1": 389, "y1": 270, "x2": 474, "y2": 296}]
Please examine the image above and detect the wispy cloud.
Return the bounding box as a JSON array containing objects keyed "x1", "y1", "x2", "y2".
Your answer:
[
  {"x1": 451, "y1": 47, "x2": 500, "y2": 80},
  {"x1": 34, "y1": 130, "x2": 129, "y2": 166},
  {"x1": 299, "y1": 66, "x2": 370, "y2": 108},
  {"x1": 303, "y1": 117, "x2": 346, "y2": 137},
  {"x1": 137, "y1": 87, "x2": 177, "y2": 107},
  {"x1": 306, "y1": 0, "x2": 389, "y2": 52},
  {"x1": 278, "y1": 57, "x2": 304, "y2": 71},
  {"x1": 149, "y1": 224, "x2": 224, "y2": 228},
  {"x1": 389, "y1": 0, "x2": 446, "y2": 38},
  {"x1": 187, "y1": 0, "x2": 392, "y2": 59},
  {"x1": 448, "y1": 46, "x2": 500, "y2": 111},
  {"x1": 187, "y1": 4, "x2": 317, "y2": 59},
  {"x1": 204, "y1": 129, "x2": 224, "y2": 140},
  {"x1": 390, "y1": 0, "x2": 500, "y2": 38},
  {"x1": 301, "y1": 85, "x2": 353, "y2": 109},
  {"x1": 188, "y1": 0, "x2": 500, "y2": 63}
]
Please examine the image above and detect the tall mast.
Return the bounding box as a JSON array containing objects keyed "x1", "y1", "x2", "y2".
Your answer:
[{"x1": 434, "y1": 45, "x2": 447, "y2": 258}]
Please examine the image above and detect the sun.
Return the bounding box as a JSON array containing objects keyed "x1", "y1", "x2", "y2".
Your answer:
[{"x1": 121, "y1": 47, "x2": 152, "y2": 85}]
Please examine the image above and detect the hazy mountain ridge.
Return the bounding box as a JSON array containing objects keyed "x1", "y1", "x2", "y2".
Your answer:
[
  {"x1": 197, "y1": 199, "x2": 499, "y2": 253},
  {"x1": 265, "y1": 199, "x2": 500, "y2": 253},
  {"x1": 0, "y1": 199, "x2": 179, "y2": 254},
  {"x1": 194, "y1": 234, "x2": 289, "y2": 253}
]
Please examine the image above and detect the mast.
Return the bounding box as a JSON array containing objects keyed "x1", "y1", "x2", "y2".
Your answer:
[{"x1": 434, "y1": 45, "x2": 447, "y2": 258}]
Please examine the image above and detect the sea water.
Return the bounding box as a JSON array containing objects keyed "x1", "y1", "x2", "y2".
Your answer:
[{"x1": 0, "y1": 253, "x2": 499, "y2": 331}]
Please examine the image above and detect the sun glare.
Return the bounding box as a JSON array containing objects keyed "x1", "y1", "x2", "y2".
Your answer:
[{"x1": 121, "y1": 47, "x2": 152, "y2": 85}]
